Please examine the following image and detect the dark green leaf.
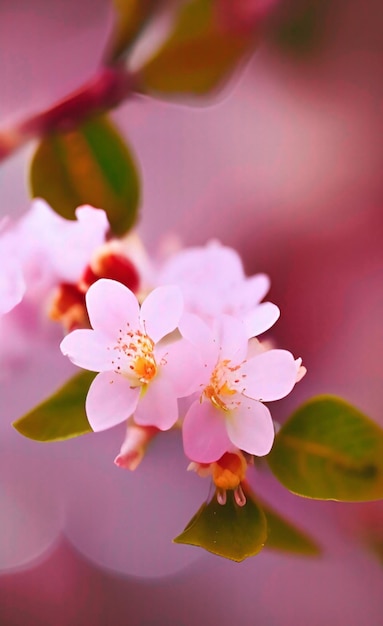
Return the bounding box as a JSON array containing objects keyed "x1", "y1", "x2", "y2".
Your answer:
[
  {"x1": 105, "y1": 0, "x2": 162, "y2": 64},
  {"x1": 261, "y1": 501, "x2": 321, "y2": 556},
  {"x1": 174, "y1": 485, "x2": 267, "y2": 561},
  {"x1": 30, "y1": 115, "x2": 140, "y2": 236},
  {"x1": 267, "y1": 395, "x2": 383, "y2": 501},
  {"x1": 139, "y1": 0, "x2": 258, "y2": 96},
  {"x1": 269, "y1": 0, "x2": 331, "y2": 56},
  {"x1": 13, "y1": 371, "x2": 95, "y2": 442}
]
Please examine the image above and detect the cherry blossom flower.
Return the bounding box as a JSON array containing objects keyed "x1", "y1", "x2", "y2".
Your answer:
[
  {"x1": 0, "y1": 200, "x2": 109, "y2": 304},
  {"x1": 60, "y1": 279, "x2": 201, "y2": 432},
  {"x1": 158, "y1": 240, "x2": 280, "y2": 335},
  {"x1": 15, "y1": 199, "x2": 109, "y2": 286},
  {"x1": 180, "y1": 313, "x2": 301, "y2": 463}
]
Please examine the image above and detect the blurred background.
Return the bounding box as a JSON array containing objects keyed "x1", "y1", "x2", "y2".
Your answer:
[{"x1": 0, "y1": 0, "x2": 383, "y2": 624}]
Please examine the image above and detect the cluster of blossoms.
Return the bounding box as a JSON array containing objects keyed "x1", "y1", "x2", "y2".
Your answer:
[{"x1": 1, "y1": 201, "x2": 305, "y2": 505}]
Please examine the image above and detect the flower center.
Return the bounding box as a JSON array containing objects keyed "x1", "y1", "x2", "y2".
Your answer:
[
  {"x1": 113, "y1": 329, "x2": 157, "y2": 384},
  {"x1": 203, "y1": 359, "x2": 244, "y2": 411}
]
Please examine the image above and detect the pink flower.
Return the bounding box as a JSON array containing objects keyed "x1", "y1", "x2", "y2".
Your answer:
[
  {"x1": 60, "y1": 279, "x2": 200, "y2": 432},
  {"x1": 0, "y1": 200, "x2": 109, "y2": 304},
  {"x1": 181, "y1": 313, "x2": 300, "y2": 463},
  {"x1": 158, "y1": 240, "x2": 280, "y2": 335}
]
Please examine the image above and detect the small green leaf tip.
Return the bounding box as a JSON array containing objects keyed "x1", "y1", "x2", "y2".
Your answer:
[
  {"x1": 13, "y1": 371, "x2": 95, "y2": 442},
  {"x1": 261, "y1": 501, "x2": 321, "y2": 556},
  {"x1": 267, "y1": 395, "x2": 383, "y2": 502},
  {"x1": 174, "y1": 485, "x2": 267, "y2": 562}
]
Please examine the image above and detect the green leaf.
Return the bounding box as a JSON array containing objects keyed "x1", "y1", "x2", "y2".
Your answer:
[
  {"x1": 174, "y1": 485, "x2": 267, "y2": 561},
  {"x1": 13, "y1": 371, "x2": 95, "y2": 442},
  {"x1": 105, "y1": 0, "x2": 162, "y2": 64},
  {"x1": 267, "y1": 395, "x2": 383, "y2": 501},
  {"x1": 269, "y1": 0, "x2": 331, "y2": 57},
  {"x1": 261, "y1": 501, "x2": 321, "y2": 556},
  {"x1": 139, "y1": 0, "x2": 258, "y2": 96},
  {"x1": 29, "y1": 115, "x2": 140, "y2": 236}
]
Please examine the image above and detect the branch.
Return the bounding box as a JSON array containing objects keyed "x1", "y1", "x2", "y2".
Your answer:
[{"x1": 0, "y1": 65, "x2": 137, "y2": 162}]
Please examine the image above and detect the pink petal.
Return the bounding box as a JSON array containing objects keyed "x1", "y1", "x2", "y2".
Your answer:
[
  {"x1": 156, "y1": 338, "x2": 205, "y2": 397},
  {"x1": 139, "y1": 285, "x2": 183, "y2": 342},
  {"x1": 86, "y1": 279, "x2": 139, "y2": 337},
  {"x1": 216, "y1": 314, "x2": 248, "y2": 363},
  {"x1": 179, "y1": 312, "x2": 217, "y2": 370},
  {"x1": 114, "y1": 424, "x2": 158, "y2": 471},
  {"x1": 225, "y1": 400, "x2": 275, "y2": 456},
  {"x1": 86, "y1": 371, "x2": 140, "y2": 431},
  {"x1": 60, "y1": 329, "x2": 112, "y2": 372},
  {"x1": 54, "y1": 205, "x2": 109, "y2": 282},
  {"x1": 235, "y1": 273, "x2": 270, "y2": 311},
  {"x1": 134, "y1": 376, "x2": 178, "y2": 430},
  {"x1": 160, "y1": 242, "x2": 244, "y2": 289},
  {"x1": 295, "y1": 357, "x2": 307, "y2": 382},
  {"x1": 244, "y1": 302, "x2": 280, "y2": 337},
  {"x1": 0, "y1": 261, "x2": 25, "y2": 314},
  {"x1": 182, "y1": 400, "x2": 232, "y2": 463},
  {"x1": 241, "y1": 349, "x2": 298, "y2": 401}
]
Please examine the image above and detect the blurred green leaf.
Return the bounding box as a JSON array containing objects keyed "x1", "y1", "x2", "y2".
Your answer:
[
  {"x1": 139, "y1": 0, "x2": 258, "y2": 96},
  {"x1": 261, "y1": 501, "x2": 321, "y2": 556},
  {"x1": 269, "y1": 0, "x2": 330, "y2": 56},
  {"x1": 13, "y1": 371, "x2": 95, "y2": 442},
  {"x1": 174, "y1": 485, "x2": 267, "y2": 561},
  {"x1": 105, "y1": 0, "x2": 162, "y2": 64},
  {"x1": 268, "y1": 396, "x2": 383, "y2": 501},
  {"x1": 30, "y1": 115, "x2": 140, "y2": 236}
]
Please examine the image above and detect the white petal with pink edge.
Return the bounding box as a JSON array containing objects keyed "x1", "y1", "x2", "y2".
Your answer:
[
  {"x1": 60, "y1": 329, "x2": 112, "y2": 372},
  {"x1": 139, "y1": 285, "x2": 183, "y2": 343},
  {"x1": 86, "y1": 279, "x2": 139, "y2": 338},
  {"x1": 241, "y1": 349, "x2": 298, "y2": 401},
  {"x1": 86, "y1": 371, "x2": 140, "y2": 431},
  {"x1": 225, "y1": 400, "x2": 275, "y2": 456},
  {"x1": 134, "y1": 376, "x2": 179, "y2": 430},
  {"x1": 182, "y1": 400, "x2": 233, "y2": 463}
]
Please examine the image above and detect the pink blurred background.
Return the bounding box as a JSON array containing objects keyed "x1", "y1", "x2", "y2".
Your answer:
[{"x1": 1, "y1": 0, "x2": 383, "y2": 624}]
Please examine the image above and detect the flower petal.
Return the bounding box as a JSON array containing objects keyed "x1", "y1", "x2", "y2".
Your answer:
[
  {"x1": 183, "y1": 400, "x2": 233, "y2": 463},
  {"x1": 134, "y1": 376, "x2": 178, "y2": 430},
  {"x1": 86, "y1": 279, "x2": 139, "y2": 337},
  {"x1": 241, "y1": 349, "x2": 298, "y2": 401},
  {"x1": 140, "y1": 285, "x2": 183, "y2": 342},
  {"x1": 235, "y1": 273, "x2": 270, "y2": 312},
  {"x1": 179, "y1": 312, "x2": 217, "y2": 370},
  {"x1": 216, "y1": 314, "x2": 248, "y2": 363},
  {"x1": 156, "y1": 338, "x2": 205, "y2": 397},
  {"x1": 60, "y1": 329, "x2": 113, "y2": 372},
  {"x1": 226, "y1": 400, "x2": 275, "y2": 456},
  {"x1": 244, "y1": 302, "x2": 280, "y2": 337},
  {"x1": 86, "y1": 371, "x2": 140, "y2": 431},
  {"x1": 0, "y1": 260, "x2": 25, "y2": 314},
  {"x1": 295, "y1": 357, "x2": 307, "y2": 382}
]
